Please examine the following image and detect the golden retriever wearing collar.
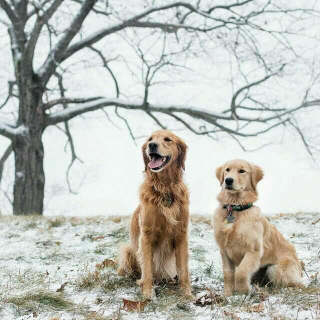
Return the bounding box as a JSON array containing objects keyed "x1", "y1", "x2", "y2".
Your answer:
[
  {"x1": 213, "y1": 159, "x2": 303, "y2": 296},
  {"x1": 117, "y1": 130, "x2": 192, "y2": 299}
]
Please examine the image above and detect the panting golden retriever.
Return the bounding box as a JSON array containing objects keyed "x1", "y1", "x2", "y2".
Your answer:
[
  {"x1": 213, "y1": 159, "x2": 303, "y2": 296},
  {"x1": 117, "y1": 130, "x2": 192, "y2": 299}
]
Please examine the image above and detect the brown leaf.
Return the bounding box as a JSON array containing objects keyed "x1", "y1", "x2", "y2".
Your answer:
[
  {"x1": 194, "y1": 288, "x2": 223, "y2": 307},
  {"x1": 96, "y1": 259, "x2": 115, "y2": 270},
  {"x1": 249, "y1": 303, "x2": 264, "y2": 313},
  {"x1": 311, "y1": 218, "x2": 320, "y2": 225},
  {"x1": 56, "y1": 282, "x2": 68, "y2": 292},
  {"x1": 95, "y1": 297, "x2": 103, "y2": 304},
  {"x1": 91, "y1": 235, "x2": 105, "y2": 241},
  {"x1": 32, "y1": 311, "x2": 38, "y2": 318},
  {"x1": 224, "y1": 311, "x2": 240, "y2": 320},
  {"x1": 121, "y1": 298, "x2": 148, "y2": 312},
  {"x1": 258, "y1": 290, "x2": 269, "y2": 301}
]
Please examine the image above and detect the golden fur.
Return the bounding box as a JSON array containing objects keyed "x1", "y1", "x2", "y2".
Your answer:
[
  {"x1": 117, "y1": 130, "x2": 192, "y2": 299},
  {"x1": 213, "y1": 159, "x2": 303, "y2": 296}
]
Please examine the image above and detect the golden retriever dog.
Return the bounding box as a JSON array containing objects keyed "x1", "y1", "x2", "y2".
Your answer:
[
  {"x1": 213, "y1": 159, "x2": 303, "y2": 296},
  {"x1": 117, "y1": 130, "x2": 192, "y2": 299}
]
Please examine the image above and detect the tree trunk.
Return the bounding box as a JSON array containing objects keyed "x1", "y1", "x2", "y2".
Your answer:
[
  {"x1": 12, "y1": 129, "x2": 45, "y2": 215},
  {"x1": 12, "y1": 71, "x2": 46, "y2": 215}
]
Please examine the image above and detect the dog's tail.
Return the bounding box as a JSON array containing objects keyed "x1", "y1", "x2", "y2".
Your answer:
[{"x1": 117, "y1": 243, "x2": 140, "y2": 276}]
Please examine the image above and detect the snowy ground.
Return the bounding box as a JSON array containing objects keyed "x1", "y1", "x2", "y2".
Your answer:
[{"x1": 0, "y1": 212, "x2": 319, "y2": 320}]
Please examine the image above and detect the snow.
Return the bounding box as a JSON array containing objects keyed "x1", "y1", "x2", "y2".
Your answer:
[
  {"x1": 15, "y1": 172, "x2": 24, "y2": 179},
  {"x1": 0, "y1": 212, "x2": 319, "y2": 319},
  {"x1": 0, "y1": 123, "x2": 28, "y2": 137}
]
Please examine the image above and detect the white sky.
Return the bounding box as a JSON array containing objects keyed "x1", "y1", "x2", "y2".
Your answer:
[{"x1": 0, "y1": 1, "x2": 320, "y2": 216}]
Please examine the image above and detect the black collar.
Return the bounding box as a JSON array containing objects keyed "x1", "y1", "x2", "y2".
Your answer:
[{"x1": 223, "y1": 203, "x2": 253, "y2": 223}]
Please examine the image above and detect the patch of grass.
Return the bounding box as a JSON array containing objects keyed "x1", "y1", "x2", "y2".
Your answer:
[
  {"x1": 107, "y1": 225, "x2": 129, "y2": 243},
  {"x1": 82, "y1": 311, "x2": 110, "y2": 320},
  {"x1": 190, "y1": 245, "x2": 207, "y2": 263},
  {"x1": 191, "y1": 214, "x2": 212, "y2": 226},
  {"x1": 95, "y1": 244, "x2": 107, "y2": 254},
  {"x1": 3, "y1": 269, "x2": 47, "y2": 291},
  {"x1": 76, "y1": 266, "x2": 136, "y2": 293},
  {"x1": 48, "y1": 218, "x2": 64, "y2": 228},
  {"x1": 5, "y1": 289, "x2": 73, "y2": 317},
  {"x1": 25, "y1": 221, "x2": 37, "y2": 229}
]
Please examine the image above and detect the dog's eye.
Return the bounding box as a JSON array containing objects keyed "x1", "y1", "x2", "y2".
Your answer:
[
  {"x1": 164, "y1": 137, "x2": 172, "y2": 142},
  {"x1": 226, "y1": 168, "x2": 230, "y2": 172},
  {"x1": 239, "y1": 169, "x2": 245, "y2": 173},
  {"x1": 148, "y1": 137, "x2": 152, "y2": 141}
]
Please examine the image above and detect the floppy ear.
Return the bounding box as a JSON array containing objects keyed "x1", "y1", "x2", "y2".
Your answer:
[
  {"x1": 216, "y1": 165, "x2": 224, "y2": 186},
  {"x1": 250, "y1": 164, "x2": 264, "y2": 190},
  {"x1": 177, "y1": 139, "x2": 187, "y2": 170},
  {"x1": 142, "y1": 142, "x2": 149, "y2": 171}
]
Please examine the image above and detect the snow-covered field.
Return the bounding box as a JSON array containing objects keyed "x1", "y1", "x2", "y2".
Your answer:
[{"x1": 0, "y1": 212, "x2": 319, "y2": 320}]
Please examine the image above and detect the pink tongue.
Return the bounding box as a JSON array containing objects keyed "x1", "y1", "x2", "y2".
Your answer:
[{"x1": 148, "y1": 157, "x2": 163, "y2": 169}]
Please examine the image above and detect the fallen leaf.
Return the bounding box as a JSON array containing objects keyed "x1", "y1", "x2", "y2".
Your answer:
[
  {"x1": 96, "y1": 259, "x2": 115, "y2": 270},
  {"x1": 224, "y1": 310, "x2": 240, "y2": 320},
  {"x1": 312, "y1": 218, "x2": 320, "y2": 225},
  {"x1": 121, "y1": 298, "x2": 148, "y2": 312},
  {"x1": 91, "y1": 235, "x2": 105, "y2": 241},
  {"x1": 249, "y1": 303, "x2": 264, "y2": 313},
  {"x1": 258, "y1": 290, "x2": 269, "y2": 301},
  {"x1": 56, "y1": 282, "x2": 68, "y2": 292},
  {"x1": 32, "y1": 311, "x2": 38, "y2": 318},
  {"x1": 95, "y1": 297, "x2": 103, "y2": 304},
  {"x1": 194, "y1": 288, "x2": 223, "y2": 306}
]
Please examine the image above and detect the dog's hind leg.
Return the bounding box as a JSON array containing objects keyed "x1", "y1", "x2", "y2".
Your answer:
[
  {"x1": 266, "y1": 258, "x2": 303, "y2": 287},
  {"x1": 117, "y1": 243, "x2": 140, "y2": 276}
]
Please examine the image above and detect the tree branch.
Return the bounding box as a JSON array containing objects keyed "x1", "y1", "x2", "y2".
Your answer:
[
  {"x1": 0, "y1": 0, "x2": 18, "y2": 24},
  {"x1": 54, "y1": 71, "x2": 83, "y2": 193},
  {"x1": 39, "y1": 0, "x2": 98, "y2": 84},
  {"x1": 59, "y1": 1, "x2": 238, "y2": 63},
  {"x1": 0, "y1": 121, "x2": 26, "y2": 140},
  {"x1": 24, "y1": 0, "x2": 64, "y2": 69},
  {"x1": 0, "y1": 143, "x2": 13, "y2": 186},
  {"x1": 45, "y1": 96, "x2": 320, "y2": 138},
  {"x1": 43, "y1": 96, "x2": 103, "y2": 110},
  {"x1": 88, "y1": 45, "x2": 120, "y2": 97}
]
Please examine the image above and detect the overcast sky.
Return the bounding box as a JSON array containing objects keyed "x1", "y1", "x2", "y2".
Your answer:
[{"x1": 0, "y1": 0, "x2": 320, "y2": 216}]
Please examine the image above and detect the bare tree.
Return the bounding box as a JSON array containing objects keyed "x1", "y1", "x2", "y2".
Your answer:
[{"x1": 0, "y1": 0, "x2": 319, "y2": 215}]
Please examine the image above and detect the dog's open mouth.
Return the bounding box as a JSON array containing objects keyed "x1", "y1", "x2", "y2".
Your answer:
[
  {"x1": 148, "y1": 153, "x2": 170, "y2": 171},
  {"x1": 226, "y1": 186, "x2": 234, "y2": 190}
]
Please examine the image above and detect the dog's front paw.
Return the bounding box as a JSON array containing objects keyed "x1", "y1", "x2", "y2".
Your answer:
[
  {"x1": 224, "y1": 288, "x2": 234, "y2": 297},
  {"x1": 181, "y1": 287, "x2": 195, "y2": 301},
  {"x1": 137, "y1": 279, "x2": 153, "y2": 299},
  {"x1": 117, "y1": 267, "x2": 125, "y2": 276},
  {"x1": 235, "y1": 283, "x2": 251, "y2": 295},
  {"x1": 143, "y1": 289, "x2": 153, "y2": 300},
  {"x1": 136, "y1": 278, "x2": 143, "y2": 286},
  {"x1": 235, "y1": 272, "x2": 251, "y2": 294}
]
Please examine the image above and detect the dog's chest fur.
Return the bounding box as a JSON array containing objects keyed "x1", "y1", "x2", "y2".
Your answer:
[{"x1": 213, "y1": 209, "x2": 259, "y2": 265}]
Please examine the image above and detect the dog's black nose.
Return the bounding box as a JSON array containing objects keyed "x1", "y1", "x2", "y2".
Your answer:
[
  {"x1": 225, "y1": 178, "x2": 234, "y2": 186},
  {"x1": 149, "y1": 143, "x2": 158, "y2": 151}
]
